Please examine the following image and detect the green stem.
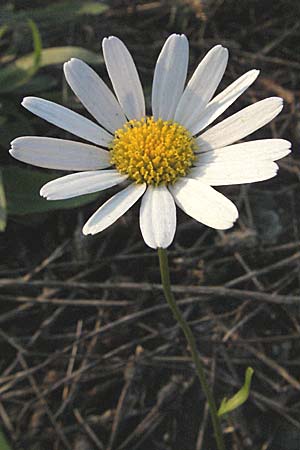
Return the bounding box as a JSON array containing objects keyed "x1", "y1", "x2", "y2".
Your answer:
[{"x1": 158, "y1": 248, "x2": 225, "y2": 450}]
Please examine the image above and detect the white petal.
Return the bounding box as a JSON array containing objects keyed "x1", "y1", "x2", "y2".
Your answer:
[
  {"x1": 139, "y1": 185, "x2": 176, "y2": 249},
  {"x1": 64, "y1": 58, "x2": 127, "y2": 133},
  {"x1": 174, "y1": 45, "x2": 228, "y2": 128},
  {"x1": 170, "y1": 178, "x2": 238, "y2": 230},
  {"x1": 190, "y1": 161, "x2": 279, "y2": 185},
  {"x1": 196, "y1": 97, "x2": 283, "y2": 152},
  {"x1": 22, "y1": 97, "x2": 112, "y2": 147},
  {"x1": 40, "y1": 170, "x2": 127, "y2": 200},
  {"x1": 83, "y1": 183, "x2": 146, "y2": 235},
  {"x1": 102, "y1": 36, "x2": 145, "y2": 120},
  {"x1": 188, "y1": 69, "x2": 260, "y2": 135},
  {"x1": 10, "y1": 137, "x2": 111, "y2": 171},
  {"x1": 152, "y1": 34, "x2": 189, "y2": 121},
  {"x1": 194, "y1": 139, "x2": 291, "y2": 166}
]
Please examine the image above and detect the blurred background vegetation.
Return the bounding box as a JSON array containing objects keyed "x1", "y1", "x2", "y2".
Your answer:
[{"x1": 1, "y1": 1, "x2": 300, "y2": 450}]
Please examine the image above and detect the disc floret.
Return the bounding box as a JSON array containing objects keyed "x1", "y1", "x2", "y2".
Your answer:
[{"x1": 110, "y1": 117, "x2": 197, "y2": 186}]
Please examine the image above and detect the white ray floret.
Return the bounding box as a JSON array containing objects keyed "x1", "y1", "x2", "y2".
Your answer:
[
  {"x1": 9, "y1": 33, "x2": 291, "y2": 249},
  {"x1": 140, "y1": 186, "x2": 176, "y2": 249},
  {"x1": 170, "y1": 178, "x2": 239, "y2": 230},
  {"x1": 190, "y1": 161, "x2": 279, "y2": 186},
  {"x1": 194, "y1": 139, "x2": 291, "y2": 165},
  {"x1": 10, "y1": 137, "x2": 111, "y2": 171},
  {"x1": 152, "y1": 34, "x2": 189, "y2": 121},
  {"x1": 64, "y1": 58, "x2": 127, "y2": 133},
  {"x1": 175, "y1": 45, "x2": 228, "y2": 128},
  {"x1": 188, "y1": 69, "x2": 260, "y2": 135},
  {"x1": 22, "y1": 97, "x2": 112, "y2": 146},
  {"x1": 83, "y1": 184, "x2": 146, "y2": 235},
  {"x1": 196, "y1": 97, "x2": 283, "y2": 152},
  {"x1": 102, "y1": 36, "x2": 145, "y2": 120},
  {"x1": 40, "y1": 171, "x2": 127, "y2": 200}
]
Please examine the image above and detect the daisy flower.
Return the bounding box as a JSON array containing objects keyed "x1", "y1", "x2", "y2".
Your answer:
[{"x1": 10, "y1": 34, "x2": 291, "y2": 249}]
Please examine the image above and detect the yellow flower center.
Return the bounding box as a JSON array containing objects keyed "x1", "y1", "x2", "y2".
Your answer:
[{"x1": 110, "y1": 117, "x2": 197, "y2": 186}]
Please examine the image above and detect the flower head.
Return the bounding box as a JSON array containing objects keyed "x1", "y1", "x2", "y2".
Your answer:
[{"x1": 10, "y1": 34, "x2": 291, "y2": 249}]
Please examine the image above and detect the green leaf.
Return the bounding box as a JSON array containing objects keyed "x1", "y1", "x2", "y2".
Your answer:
[
  {"x1": 0, "y1": 429, "x2": 13, "y2": 450},
  {"x1": 17, "y1": 46, "x2": 102, "y2": 68},
  {"x1": 28, "y1": 19, "x2": 42, "y2": 70},
  {"x1": 0, "y1": 45, "x2": 101, "y2": 95},
  {"x1": 1, "y1": 2, "x2": 108, "y2": 27},
  {"x1": 0, "y1": 171, "x2": 7, "y2": 231},
  {"x1": 218, "y1": 367, "x2": 254, "y2": 417},
  {"x1": 3, "y1": 166, "x2": 100, "y2": 216},
  {"x1": 0, "y1": 20, "x2": 42, "y2": 93},
  {"x1": 13, "y1": 74, "x2": 57, "y2": 95},
  {"x1": 0, "y1": 25, "x2": 8, "y2": 41},
  {"x1": 77, "y1": 2, "x2": 108, "y2": 15}
]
